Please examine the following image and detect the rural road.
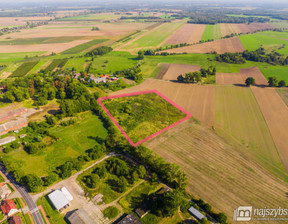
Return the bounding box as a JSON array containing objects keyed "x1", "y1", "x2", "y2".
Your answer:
[{"x1": 0, "y1": 164, "x2": 45, "y2": 224}]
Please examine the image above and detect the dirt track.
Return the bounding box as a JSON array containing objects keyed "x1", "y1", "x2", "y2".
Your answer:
[
  {"x1": 162, "y1": 37, "x2": 245, "y2": 54},
  {"x1": 110, "y1": 79, "x2": 214, "y2": 126},
  {"x1": 165, "y1": 24, "x2": 206, "y2": 45},
  {"x1": 251, "y1": 87, "x2": 288, "y2": 172}
]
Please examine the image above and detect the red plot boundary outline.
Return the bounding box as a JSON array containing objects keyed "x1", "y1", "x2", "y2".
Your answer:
[{"x1": 97, "y1": 89, "x2": 191, "y2": 147}]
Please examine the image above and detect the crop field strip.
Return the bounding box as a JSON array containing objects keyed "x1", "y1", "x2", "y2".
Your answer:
[
  {"x1": 201, "y1": 24, "x2": 222, "y2": 41},
  {"x1": 145, "y1": 119, "x2": 288, "y2": 223},
  {"x1": 164, "y1": 24, "x2": 206, "y2": 45},
  {"x1": 45, "y1": 58, "x2": 69, "y2": 71},
  {"x1": 61, "y1": 39, "x2": 109, "y2": 54},
  {"x1": 10, "y1": 61, "x2": 39, "y2": 77},
  {"x1": 251, "y1": 87, "x2": 288, "y2": 173},
  {"x1": 161, "y1": 36, "x2": 245, "y2": 54},
  {"x1": 122, "y1": 21, "x2": 185, "y2": 50},
  {"x1": 214, "y1": 86, "x2": 286, "y2": 179}
]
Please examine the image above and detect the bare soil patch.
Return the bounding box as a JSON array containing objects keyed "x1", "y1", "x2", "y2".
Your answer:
[
  {"x1": 110, "y1": 79, "x2": 214, "y2": 126},
  {"x1": 145, "y1": 119, "x2": 288, "y2": 223},
  {"x1": 236, "y1": 23, "x2": 274, "y2": 34},
  {"x1": 162, "y1": 37, "x2": 245, "y2": 54},
  {"x1": 0, "y1": 39, "x2": 90, "y2": 54},
  {"x1": 220, "y1": 23, "x2": 242, "y2": 37},
  {"x1": 155, "y1": 63, "x2": 170, "y2": 79},
  {"x1": 251, "y1": 87, "x2": 288, "y2": 172},
  {"x1": 165, "y1": 24, "x2": 206, "y2": 45},
  {"x1": 162, "y1": 64, "x2": 201, "y2": 80},
  {"x1": 216, "y1": 67, "x2": 268, "y2": 86}
]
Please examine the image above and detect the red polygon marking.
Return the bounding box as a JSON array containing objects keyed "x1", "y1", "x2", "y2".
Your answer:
[{"x1": 97, "y1": 89, "x2": 191, "y2": 147}]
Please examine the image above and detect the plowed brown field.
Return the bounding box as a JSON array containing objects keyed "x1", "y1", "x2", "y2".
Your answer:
[
  {"x1": 0, "y1": 39, "x2": 90, "y2": 54},
  {"x1": 251, "y1": 87, "x2": 288, "y2": 172},
  {"x1": 165, "y1": 24, "x2": 206, "y2": 45},
  {"x1": 221, "y1": 23, "x2": 274, "y2": 37},
  {"x1": 162, "y1": 37, "x2": 245, "y2": 54},
  {"x1": 145, "y1": 119, "x2": 288, "y2": 223},
  {"x1": 216, "y1": 67, "x2": 268, "y2": 86},
  {"x1": 110, "y1": 79, "x2": 214, "y2": 126},
  {"x1": 161, "y1": 64, "x2": 201, "y2": 80}
]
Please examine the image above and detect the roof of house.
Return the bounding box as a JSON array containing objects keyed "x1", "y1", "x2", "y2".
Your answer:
[
  {"x1": 48, "y1": 188, "x2": 72, "y2": 211},
  {"x1": 188, "y1": 206, "x2": 206, "y2": 220},
  {"x1": 118, "y1": 213, "x2": 142, "y2": 224},
  {"x1": 0, "y1": 183, "x2": 12, "y2": 195},
  {"x1": 9, "y1": 216, "x2": 22, "y2": 224},
  {"x1": 1, "y1": 199, "x2": 17, "y2": 215},
  {"x1": 61, "y1": 187, "x2": 73, "y2": 201},
  {"x1": 68, "y1": 209, "x2": 95, "y2": 224}
]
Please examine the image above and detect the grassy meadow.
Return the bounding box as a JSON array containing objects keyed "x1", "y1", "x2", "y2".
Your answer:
[
  {"x1": 6, "y1": 112, "x2": 107, "y2": 177},
  {"x1": 201, "y1": 24, "x2": 222, "y2": 41},
  {"x1": 103, "y1": 92, "x2": 186, "y2": 143}
]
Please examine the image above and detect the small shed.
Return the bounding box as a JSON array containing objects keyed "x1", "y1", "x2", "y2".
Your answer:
[
  {"x1": 188, "y1": 206, "x2": 206, "y2": 221},
  {"x1": 68, "y1": 209, "x2": 95, "y2": 224}
]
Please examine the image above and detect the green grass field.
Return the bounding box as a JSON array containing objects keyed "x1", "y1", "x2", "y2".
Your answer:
[
  {"x1": 37, "y1": 195, "x2": 66, "y2": 224},
  {"x1": 7, "y1": 112, "x2": 107, "y2": 176},
  {"x1": 62, "y1": 39, "x2": 108, "y2": 54},
  {"x1": 123, "y1": 22, "x2": 184, "y2": 49},
  {"x1": 103, "y1": 92, "x2": 186, "y2": 143},
  {"x1": 201, "y1": 24, "x2": 222, "y2": 41},
  {"x1": 214, "y1": 86, "x2": 287, "y2": 180},
  {"x1": 259, "y1": 66, "x2": 288, "y2": 83},
  {"x1": 0, "y1": 52, "x2": 44, "y2": 63},
  {"x1": 239, "y1": 32, "x2": 288, "y2": 55}
]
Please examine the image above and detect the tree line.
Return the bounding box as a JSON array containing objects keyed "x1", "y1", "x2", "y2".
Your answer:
[
  {"x1": 216, "y1": 48, "x2": 288, "y2": 66},
  {"x1": 177, "y1": 66, "x2": 216, "y2": 84}
]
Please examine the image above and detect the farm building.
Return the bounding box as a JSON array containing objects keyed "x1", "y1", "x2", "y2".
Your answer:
[
  {"x1": 0, "y1": 136, "x2": 16, "y2": 146},
  {"x1": 0, "y1": 183, "x2": 12, "y2": 199},
  {"x1": 1, "y1": 199, "x2": 18, "y2": 216},
  {"x1": 118, "y1": 213, "x2": 142, "y2": 224},
  {"x1": 188, "y1": 206, "x2": 206, "y2": 221},
  {"x1": 0, "y1": 107, "x2": 27, "y2": 122},
  {"x1": 48, "y1": 187, "x2": 73, "y2": 212},
  {"x1": 8, "y1": 216, "x2": 22, "y2": 224},
  {"x1": 67, "y1": 209, "x2": 95, "y2": 224},
  {"x1": 90, "y1": 74, "x2": 119, "y2": 84},
  {"x1": 0, "y1": 118, "x2": 28, "y2": 136}
]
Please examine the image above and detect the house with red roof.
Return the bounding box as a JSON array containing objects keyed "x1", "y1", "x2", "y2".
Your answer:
[
  {"x1": 1, "y1": 199, "x2": 18, "y2": 217},
  {"x1": 9, "y1": 216, "x2": 22, "y2": 224}
]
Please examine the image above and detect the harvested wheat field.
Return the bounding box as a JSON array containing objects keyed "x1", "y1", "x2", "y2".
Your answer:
[
  {"x1": 216, "y1": 67, "x2": 268, "y2": 85},
  {"x1": 0, "y1": 40, "x2": 90, "y2": 54},
  {"x1": 110, "y1": 79, "x2": 214, "y2": 126},
  {"x1": 145, "y1": 119, "x2": 288, "y2": 223},
  {"x1": 162, "y1": 37, "x2": 245, "y2": 54},
  {"x1": 1, "y1": 23, "x2": 152, "y2": 39},
  {"x1": 165, "y1": 24, "x2": 206, "y2": 45},
  {"x1": 0, "y1": 17, "x2": 53, "y2": 26},
  {"x1": 237, "y1": 23, "x2": 274, "y2": 34},
  {"x1": 220, "y1": 23, "x2": 242, "y2": 36},
  {"x1": 161, "y1": 64, "x2": 201, "y2": 80},
  {"x1": 251, "y1": 87, "x2": 288, "y2": 172}
]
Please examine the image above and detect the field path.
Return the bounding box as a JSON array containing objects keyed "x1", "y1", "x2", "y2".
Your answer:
[{"x1": 251, "y1": 87, "x2": 288, "y2": 172}]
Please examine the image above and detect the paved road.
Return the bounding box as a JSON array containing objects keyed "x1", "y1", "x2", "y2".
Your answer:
[{"x1": 0, "y1": 164, "x2": 45, "y2": 224}]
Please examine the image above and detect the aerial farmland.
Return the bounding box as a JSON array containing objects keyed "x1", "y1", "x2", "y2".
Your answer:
[{"x1": 0, "y1": 1, "x2": 288, "y2": 224}]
